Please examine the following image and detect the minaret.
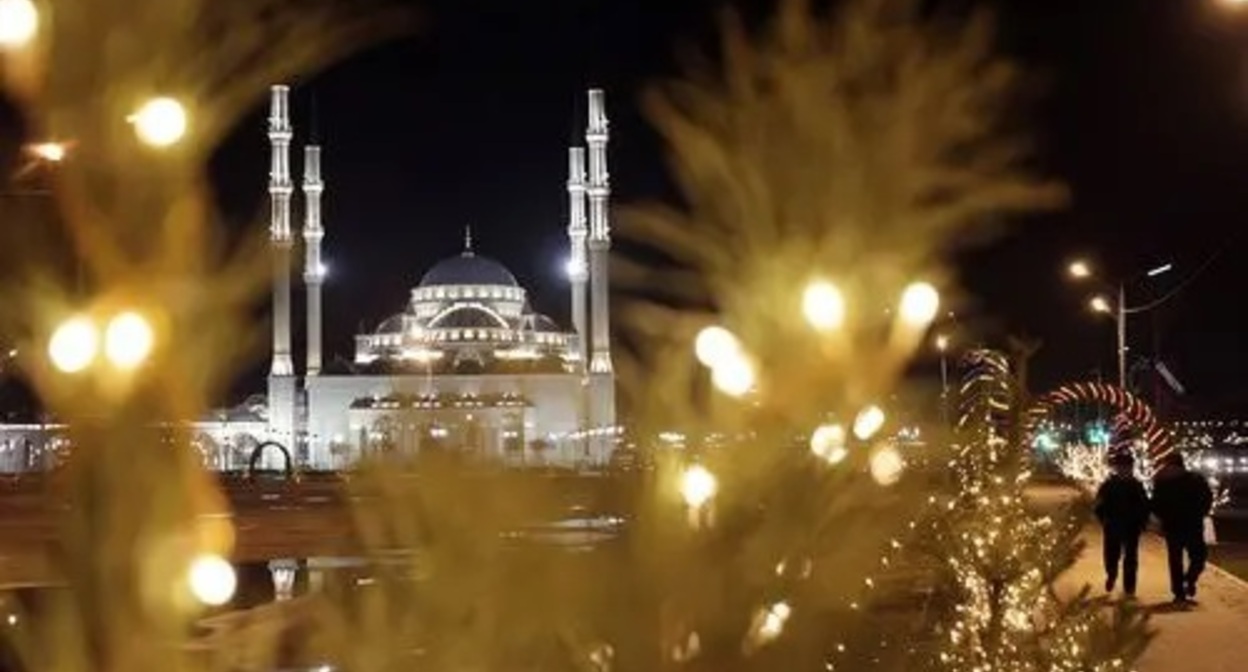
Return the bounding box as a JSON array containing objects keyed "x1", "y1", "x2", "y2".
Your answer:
[
  {"x1": 585, "y1": 89, "x2": 616, "y2": 454},
  {"x1": 303, "y1": 144, "x2": 325, "y2": 376},
  {"x1": 267, "y1": 85, "x2": 297, "y2": 449},
  {"x1": 566, "y1": 146, "x2": 589, "y2": 365}
]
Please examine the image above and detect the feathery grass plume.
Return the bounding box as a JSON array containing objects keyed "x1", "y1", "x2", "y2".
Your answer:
[
  {"x1": 617, "y1": 0, "x2": 1065, "y2": 432},
  {"x1": 0, "y1": 1, "x2": 413, "y2": 669}
]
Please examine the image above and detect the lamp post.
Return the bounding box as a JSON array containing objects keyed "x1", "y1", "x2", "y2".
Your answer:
[
  {"x1": 1068, "y1": 260, "x2": 1172, "y2": 391},
  {"x1": 935, "y1": 334, "x2": 950, "y2": 425}
]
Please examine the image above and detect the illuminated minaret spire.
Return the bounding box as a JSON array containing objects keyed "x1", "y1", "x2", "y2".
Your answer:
[
  {"x1": 566, "y1": 146, "x2": 588, "y2": 364},
  {"x1": 268, "y1": 85, "x2": 294, "y2": 376},
  {"x1": 267, "y1": 84, "x2": 297, "y2": 451},
  {"x1": 302, "y1": 144, "x2": 325, "y2": 375},
  {"x1": 585, "y1": 88, "x2": 615, "y2": 444}
]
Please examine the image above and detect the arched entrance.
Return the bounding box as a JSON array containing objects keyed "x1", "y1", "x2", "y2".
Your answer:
[
  {"x1": 1026, "y1": 382, "x2": 1172, "y2": 469},
  {"x1": 247, "y1": 441, "x2": 294, "y2": 480}
]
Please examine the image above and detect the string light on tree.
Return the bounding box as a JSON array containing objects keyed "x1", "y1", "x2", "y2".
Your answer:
[
  {"x1": 852, "y1": 405, "x2": 886, "y2": 440},
  {"x1": 869, "y1": 445, "x2": 905, "y2": 485},
  {"x1": 680, "y1": 464, "x2": 717, "y2": 510},
  {"x1": 694, "y1": 326, "x2": 741, "y2": 368},
  {"x1": 187, "y1": 553, "x2": 236, "y2": 606},
  {"x1": 809, "y1": 423, "x2": 848, "y2": 464},
  {"x1": 711, "y1": 355, "x2": 755, "y2": 397},
  {"x1": 898, "y1": 281, "x2": 940, "y2": 327},
  {"x1": 28, "y1": 141, "x2": 66, "y2": 163},
  {"x1": 802, "y1": 279, "x2": 846, "y2": 331},
  {"x1": 103, "y1": 311, "x2": 154, "y2": 370},
  {"x1": 130, "y1": 97, "x2": 188, "y2": 147},
  {"x1": 48, "y1": 316, "x2": 99, "y2": 374}
]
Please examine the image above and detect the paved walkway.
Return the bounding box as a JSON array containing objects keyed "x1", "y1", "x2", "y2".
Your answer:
[{"x1": 1062, "y1": 529, "x2": 1248, "y2": 671}]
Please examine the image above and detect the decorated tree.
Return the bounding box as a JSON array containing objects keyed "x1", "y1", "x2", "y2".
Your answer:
[{"x1": 914, "y1": 348, "x2": 1150, "y2": 672}]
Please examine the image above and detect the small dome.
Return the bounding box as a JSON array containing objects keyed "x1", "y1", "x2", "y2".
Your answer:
[{"x1": 420, "y1": 253, "x2": 518, "y2": 288}]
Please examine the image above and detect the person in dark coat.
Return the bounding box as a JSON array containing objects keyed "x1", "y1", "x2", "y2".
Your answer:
[
  {"x1": 1151, "y1": 452, "x2": 1214, "y2": 603},
  {"x1": 1094, "y1": 452, "x2": 1150, "y2": 596}
]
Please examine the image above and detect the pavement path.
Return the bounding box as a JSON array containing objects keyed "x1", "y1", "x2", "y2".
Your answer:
[{"x1": 1061, "y1": 526, "x2": 1248, "y2": 672}]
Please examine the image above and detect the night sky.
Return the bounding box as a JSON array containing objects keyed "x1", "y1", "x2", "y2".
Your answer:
[{"x1": 10, "y1": 0, "x2": 1248, "y2": 416}]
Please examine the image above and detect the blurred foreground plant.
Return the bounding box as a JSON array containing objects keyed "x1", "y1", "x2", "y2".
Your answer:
[{"x1": 0, "y1": 0, "x2": 411, "y2": 669}]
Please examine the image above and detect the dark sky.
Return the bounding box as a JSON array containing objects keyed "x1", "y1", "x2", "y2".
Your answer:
[
  {"x1": 202, "y1": 0, "x2": 1248, "y2": 415},
  {"x1": 10, "y1": 0, "x2": 1248, "y2": 416}
]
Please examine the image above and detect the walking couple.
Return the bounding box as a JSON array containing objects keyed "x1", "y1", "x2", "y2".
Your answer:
[{"x1": 1094, "y1": 451, "x2": 1214, "y2": 604}]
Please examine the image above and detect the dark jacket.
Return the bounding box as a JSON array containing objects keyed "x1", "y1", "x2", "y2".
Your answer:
[
  {"x1": 1151, "y1": 464, "x2": 1213, "y2": 535},
  {"x1": 1094, "y1": 474, "x2": 1150, "y2": 533}
]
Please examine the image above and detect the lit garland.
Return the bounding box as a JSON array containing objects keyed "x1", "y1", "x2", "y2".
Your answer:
[{"x1": 1025, "y1": 382, "x2": 1173, "y2": 470}]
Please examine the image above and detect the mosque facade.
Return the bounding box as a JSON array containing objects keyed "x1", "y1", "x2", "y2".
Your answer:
[
  {"x1": 0, "y1": 86, "x2": 618, "y2": 473},
  {"x1": 264, "y1": 85, "x2": 619, "y2": 470}
]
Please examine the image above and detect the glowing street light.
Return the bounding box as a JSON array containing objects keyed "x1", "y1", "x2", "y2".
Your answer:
[
  {"x1": 104, "y1": 311, "x2": 154, "y2": 370},
  {"x1": 853, "y1": 405, "x2": 886, "y2": 441},
  {"x1": 680, "y1": 464, "x2": 717, "y2": 509},
  {"x1": 898, "y1": 282, "x2": 940, "y2": 327},
  {"x1": 0, "y1": 0, "x2": 38, "y2": 49},
  {"x1": 187, "y1": 553, "x2": 237, "y2": 606},
  {"x1": 48, "y1": 316, "x2": 98, "y2": 374},
  {"x1": 1067, "y1": 259, "x2": 1092, "y2": 280},
  {"x1": 1088, "y1": 295, "x2": 1112, "y2": 314},
  {"x1": 802, "y1": 280, "x2": 846, "y2": 331},
  {"x1": 130, "y1": 97, "x2": 188, "y2": 147}
]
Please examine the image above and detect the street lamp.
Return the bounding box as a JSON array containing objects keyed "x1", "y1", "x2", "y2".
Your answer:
[
  {"x1": 935, "y1": 334, "x2": 950, "y2": 424},
  {"x1": 1066, "y1": 259, "x2": 1173, "y2": 391}
]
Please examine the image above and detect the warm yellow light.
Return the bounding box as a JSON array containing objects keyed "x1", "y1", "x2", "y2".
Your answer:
[
  {"x1": 802, "y1": 280, "x2": 846, "y2": 331},
  {"x1": 898, "y1": 282, "x2": 940, "y2": 327},
  {"x1": 810, "y1": 423, "x2": 848, "y2": 464},
  {"x1": 711, "y1": 354, "x2": 755, "y2": 397},
  {"x1": 680, "y1": 464, "x2": 717, "y2": 509},
  {"x1": 130, "y1": 97, "x2": 188, "y2": 147},
  {"x1": 870, "y1": 446, "x2": 905, "y2": 486},
  {"x1": 104, "y1": 312, "x2": 154, "y2": 369},
  {"x1": 0, "y1": 0, "x2": 38, "y2": 49},
  {"x1": 853, "y1": 405, "x2": 886, "y2": 440},
  {"x1": 935, "y1": 334, "x2": 949, "y2": 352},
  {"x1": 28, "y1": 142, "x2": 66, "y2": 163},
  {"x1": 1068, "y1": 259, "x2": 1092, "y2": 280},
  {"x1": 187, "y1": 554, "x2": 236, "y2": 606},
  {"x1": 48, "y1": 316, "x2": 98, "y2": 373},
  {"x1": 694, "y1": 325, "x2": 740, "y2": 368},
  {"x1": 1089, "y1": 295, "x2": 1112, "y2": 314}
]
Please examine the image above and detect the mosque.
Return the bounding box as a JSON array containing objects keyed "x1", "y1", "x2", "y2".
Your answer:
[
  {"x1": 0, "y1": 85, "x2": 618, "y2": 473},
  {"x1": 262, "y1": 84, "x2": 619, "y2": 470}
]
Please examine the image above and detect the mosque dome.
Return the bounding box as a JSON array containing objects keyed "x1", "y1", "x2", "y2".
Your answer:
[{"x1": 419, "y1": 253, "x2": 519, "y2": 288}]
